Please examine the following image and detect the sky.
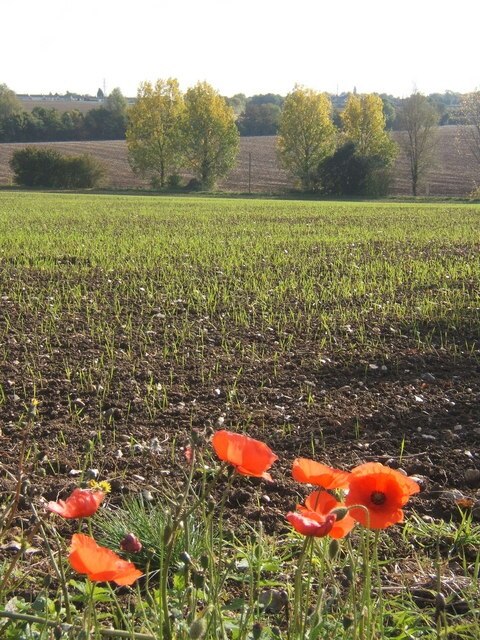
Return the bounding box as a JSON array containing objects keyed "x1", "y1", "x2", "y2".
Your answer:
[{"x1": 2, "y1": 0, "x2": 480, "y2": 98}]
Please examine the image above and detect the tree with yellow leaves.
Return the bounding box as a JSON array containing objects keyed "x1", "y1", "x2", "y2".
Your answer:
[
  {"x1": 182, "y1": 82, "x2": 239, "y2": 189},
  {"x1": 341, "y1": 93, "x2": 397, "y2": 195},
  {"x1": 277, "y1": 86, "x2": 336, "y2": 191},
  {"x1": 341, "y1": 93, "x2": 397, "y2": 161},
  {"x1": 126, "y1": 79, "x2": 185, "y2": 188}
]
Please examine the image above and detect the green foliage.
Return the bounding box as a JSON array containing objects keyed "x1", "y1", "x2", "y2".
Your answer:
[
  {"x1": 226, "y1": 93, "x2": 247, "y2": 116},
  {"x1": 94, "y1": 494, "x2": 199, "y2": 572},
  {"x1": 0, "y1": 83, "x2": 22, "y2": 120},
  {"x1": 183, "y1": 81, "x2": 239, "y2": 189},
  {"x1": 318, "y1": 142, "x2": 372, "y2": 195},
  {"x1": 237, "y1": 102, "x2": 281, "y2": 136},
  {"x1": 277, "y1": 86, "x2": 336, "y2": 191},
  {"x1": 9, "y1": 147, "x2": 105, "y2": 188}
]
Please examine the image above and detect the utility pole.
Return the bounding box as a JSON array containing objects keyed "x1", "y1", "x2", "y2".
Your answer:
[{"x1": 248, "y1": 152, "x2": 252, "y2": 195}]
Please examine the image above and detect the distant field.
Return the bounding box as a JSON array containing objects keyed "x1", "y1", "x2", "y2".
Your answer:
[
  {"x1": 19, "y1": 99, "x2": 103, "y2": 113},
  {"x1": 0, "y1": 126, "x2": 478, "y2": 195}
]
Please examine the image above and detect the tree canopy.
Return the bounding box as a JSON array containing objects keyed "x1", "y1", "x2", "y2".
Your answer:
[
  {"x1": 182, "y1": 81, "x2": 239, "y2": 189},
  {"x1": 126, "y1": 79, "x2": 185, "y2": 187},
  {"x1": 341, "y1": 93, "x2": 396, "y2": 162},
  {"x1": 277, "y1": 86, "x2": 336, "y2": 191}
]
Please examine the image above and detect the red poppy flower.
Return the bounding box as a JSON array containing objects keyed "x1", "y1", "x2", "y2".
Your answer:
[
  {"x1": 298, "y1": 490, "x2": 356, "y2": 538},
  {"x1": 212, "y1": 430, "x2": 278, "y2": 481},
  {"x1": 345, "y1": 462, "x2": 420, "y2": 529},
  {"x1": 286, "y1": 511, "x2": 337, "y2": 537},
  {"x1": 292, "y1": 458, "x2": 350, "y2": 490},
  {"x1": 69, "y1": 534, "x2": 142, "y2": 586},
  {"x1": 47, "y1": 488, "x2": 104, "y2": 519}
]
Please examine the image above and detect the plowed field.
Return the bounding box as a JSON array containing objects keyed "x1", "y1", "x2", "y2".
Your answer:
[{"x1": 0, "y1": 127, "x2": 478, "y2": 196}]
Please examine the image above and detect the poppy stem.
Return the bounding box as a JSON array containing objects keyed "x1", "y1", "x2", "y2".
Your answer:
[
  {"x1": 373, "y1": 529, "x2": 384, "y2": 637},
  {"x1": 292, "y1": 535, "x2": 313, "y2": 636},
  {"x1": 32, "y1": 507, "x2": 73, "y2": 624}
]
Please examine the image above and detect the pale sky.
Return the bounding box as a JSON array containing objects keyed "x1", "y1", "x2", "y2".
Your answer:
[{"x1": 2, "y1": 0, "x2": 480, "y2": 98}]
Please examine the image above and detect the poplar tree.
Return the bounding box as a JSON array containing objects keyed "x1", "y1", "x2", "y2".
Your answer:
[
  {"x1": 277, "y1": 86, "x2": 336, "y2": 191},
  {"x1": 126, "y1": 79, "x2": 185, "y2": 188},
  {"x1": 182, "y1": 81, "x2": 239, "y2": 189}
]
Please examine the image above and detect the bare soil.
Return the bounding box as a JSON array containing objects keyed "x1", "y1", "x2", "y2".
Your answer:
[
  {"x1": 0, "y1": 127, "x2": 478, "y2": 196},
  {"x1": 1, "y1": 272, "x2": 479, "y2": 536}
]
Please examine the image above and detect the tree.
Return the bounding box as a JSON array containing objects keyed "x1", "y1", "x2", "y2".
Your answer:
[
  {"x1": 341, "y1": 93, "x2": 397, "y2": 195},
  {"x1": 397, "y1": 92, "x2": 439, "y2": 196},
  {"x1": 341, "y1": 93, "x2": 396, "y2": 159},
  {"x1": 226, "y1": 93, "x2": 247, "y2": 116},
  {"x1": 459, "y1": 91, "x2": 480, "y2": 168},
  {"x1": 318, "y1": 142, "x2": 372, "y2": 196},
  {"x1": 182, "y1": 81, "x2": 239, "y2": 189},
  {"x1": 249, "y1": 93, "x2": 284, "y2": 108},
  {"x1": 126, "y1": 79, "x2": 185, "y2": 188},
  {"x1": 277, "y1": 86, "x2": 336, "y2": 191},
  {"x1": 0, "y1": 83, "x2": 22, "y2": 120},
  {"x1": 106, "y1": 88, "x2": 128, "y2": 116},
  {"x1": 237, "y1": 102, "x2": 281, "y2": 136}
]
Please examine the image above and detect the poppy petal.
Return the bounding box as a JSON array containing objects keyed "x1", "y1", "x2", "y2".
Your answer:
[
  {"x1": 346, "y1": 462, "x2": 420, "y2": 529},
  {"x1": 48, "y1": 488, "x2": 104, "y2": 519},
  {"x1": 300, "y1": 490, "x2": 356, "y2": 539},
  {"x1": 212, "y1": 430, "x2": 277, "y2": 479},
  {"x1": 69, "y1": 534, "x2": 142, "y2": 586},
  {"x1": 287, "y1": 511, "x2": 336, "y2": 537},
  {"x1": 292, "y1": 458, "x2": 350, "y2": 489}
]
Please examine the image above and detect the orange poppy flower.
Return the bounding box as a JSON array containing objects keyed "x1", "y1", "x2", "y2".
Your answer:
[
  {"x1": 212, "y1": 430, "x2": 278, "y2": 481},
  {"x1": 69, "y1": 534, "x2": 142, "y2": 586},
  {"x1": 286, "y1": 511, "x2": 337, "y2": 538},
  {"x1": 298, "y1": 490, "x2": 356, "y2": 538},
  {"x1": 47, "y1": 488, "x2": 104, "y2": 519},
  {"x1": 345, "y1": 462, "x2": 420, "y2": 529},
  {"x1": 292, "y1": 458, "x2": 350, "y2": 490}
]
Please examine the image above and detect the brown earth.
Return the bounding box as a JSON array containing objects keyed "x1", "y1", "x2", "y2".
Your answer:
[
  {"x1": 0, "y1": 126, "x2": 479, "y2": 196},
  {"x1": 1, "y1": 270, "x2": 479, "y2": 539}
]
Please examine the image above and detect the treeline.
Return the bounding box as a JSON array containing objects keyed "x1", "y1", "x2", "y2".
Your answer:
[
  {"x1": 228, "y1": 90, "x2": 465, "y2": 136},
  {"x1": 0, "y1": 85, "x2": 128, "y2": 142},
  {"x1": 0, "y1": 82, "x2": 468, "y2": 143}
]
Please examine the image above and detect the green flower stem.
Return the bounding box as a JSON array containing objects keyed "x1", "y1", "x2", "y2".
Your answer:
[
  {"x1": 33, "y1": 510, "x2": 73, "y2": 625},
  {"x1": 292, "y1": 535, "x2": 314, "y2": 637}
]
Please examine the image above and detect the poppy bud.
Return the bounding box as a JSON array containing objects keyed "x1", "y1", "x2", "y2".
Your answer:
[
  {"x1": 189, "y1": 618, "x2": 207, "y2": 640},
  {"x1": 330, "y1": 507, "x2": 349, "y2": 521},
  {"x1": 252, "y1": 622, "x2": 263, "y2": 640},
  {"x1": 192, "y1": 571, "x2": 205, "y2": 589},
  {"x1": 200, "y1": 554, "x2": 209, "y2": 570},
  {"x1": 180, "y1": 551, "x2": 193, "y2": 566},
  {"x1": 328, "y1": 538, "x2": 340, "y2": 559},
  {"x1": 342, "y1": 616, "x2": 353, "y2": 630},
  {"x1": 343, "y1": 564, "x2": 353, "y2": 584},
  {"x1": 120, "y1": 533, "x2": 142, "y2": 553}
]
